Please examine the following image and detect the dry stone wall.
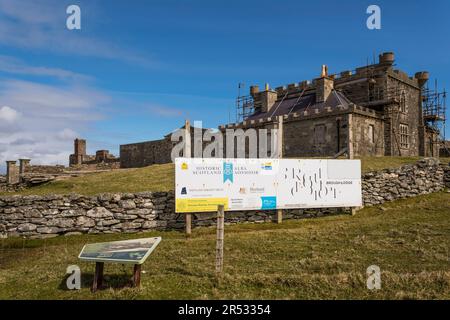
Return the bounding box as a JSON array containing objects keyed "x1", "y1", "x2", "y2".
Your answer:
[
  {"x1": 362, "y1": 158, "x2": 447, "y2": 205},
  {"x1": 1, "y1": 159, "x2": 449, "y2": 239}
]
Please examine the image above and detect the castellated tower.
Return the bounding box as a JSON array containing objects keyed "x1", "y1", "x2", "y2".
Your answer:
[{"x1": 69, "y1": 138, "x2": 87, "y2": 166}]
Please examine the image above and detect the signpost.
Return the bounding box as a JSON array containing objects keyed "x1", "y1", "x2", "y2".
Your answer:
[{"x1": 79, "y1": 237, "x2": 161, "y2": 292}]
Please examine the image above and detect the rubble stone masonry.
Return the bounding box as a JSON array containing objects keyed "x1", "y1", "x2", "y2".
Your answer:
[{"x1": 1, "y1": 159, "x2": 448, "y2": 239}]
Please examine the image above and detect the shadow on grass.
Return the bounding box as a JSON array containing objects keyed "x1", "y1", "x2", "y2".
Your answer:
[{"x1": 59, "y1": 273, "x2": 136, "y2": 291}]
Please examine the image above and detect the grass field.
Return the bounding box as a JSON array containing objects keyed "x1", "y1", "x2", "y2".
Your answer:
[
  {"x1": 1, "y1": 191, "x2": 449, "y2": 299},
  {"x1": 3, "y1": 157, "x2": 449, "y2": 196}
]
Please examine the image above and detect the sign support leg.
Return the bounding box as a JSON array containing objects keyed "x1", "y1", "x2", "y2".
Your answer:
[
  {"x1": 185, "y1": 213, "x2": 192, "y2": 236},
  {"x1": 216, "y1": 205, "x2": 225, "y2": 274},
  {"x1": 276, "y1": 116, "x2": 284, "y2": 224},
  {"x1": 92, "y1": 262, "x2": 104, "y2": 292},
  {"x1": 133, "y1": 264, "x2": 142, "y2": 288},
  {"x1": 276, "y1": 209, "x2": 283, "y2": 224}
]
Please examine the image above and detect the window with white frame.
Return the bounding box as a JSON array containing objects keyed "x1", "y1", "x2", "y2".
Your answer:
[{"x1": 399, "y1": 124, "x2": 409, "y2": 149}]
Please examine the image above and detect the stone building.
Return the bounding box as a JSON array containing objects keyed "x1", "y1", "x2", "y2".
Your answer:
[
  {"x1": 69, "y1": 52, "x2": 446, "y2": 168},
  {"x1": 120, "y1": 135, "x2": 174, "y2": 168},
  {"x1": 441, "y1": 140, "x2": 450, "y2": 157},
  {"x1": 69, "y1": 138, "x2": 120, "y2": 169},
  {"x1": 224, "y1": 52, "x2": 444, "y2": 158},
  {"x1": 120, "y1": 125, "x2": 208, "y2": 168}
]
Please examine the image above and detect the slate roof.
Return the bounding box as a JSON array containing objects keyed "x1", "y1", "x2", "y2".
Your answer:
[{"x1": 246, "y1": 90, "x2": 352, "y2": 121}]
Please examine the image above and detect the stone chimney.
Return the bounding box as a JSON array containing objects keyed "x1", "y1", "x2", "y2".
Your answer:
[
  {"x1": 6, "y1": 161, "x2": 20, "y2": 185},
  {"x1": 378, "y1": 52, "x2": 395, "y2": 66},
  {"x1": 415, "y1": 71, "x2": 429, "y2": 87},
  {"x1": 315, "y1": 65, "x2": 334, "y2": 103},
  {"x1": 19, "y1": 159, "x2": 30, "y2": 175},
  {"x1": 250, "y1": 85, "x2": 259, "y2": 98},
  {"x1": 261, "y1": 83, "x2": 278, "y2": 113}
]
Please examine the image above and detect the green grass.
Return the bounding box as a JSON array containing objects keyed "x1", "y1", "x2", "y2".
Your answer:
[
  {"x1": 358, "y1": 156, "x2": 449, "y2": 172},
  {"x1": 1, "y1": 191, "x2": 449, "y2": 299},
  {"x1": 2, "y1": 157, "x2": 448, "y2": 196},
  {"x1": 1, "y1": 163, "x2": 175, "y2": 196}
]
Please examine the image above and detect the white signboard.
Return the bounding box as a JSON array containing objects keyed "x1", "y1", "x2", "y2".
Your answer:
[{"x1": 175, "y1": 158, "x2": 362, "y2": 213}]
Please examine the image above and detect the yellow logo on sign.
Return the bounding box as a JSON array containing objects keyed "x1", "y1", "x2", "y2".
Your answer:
[{"x1": 181, "y1": 162, "x2": 188, "y2": 170}]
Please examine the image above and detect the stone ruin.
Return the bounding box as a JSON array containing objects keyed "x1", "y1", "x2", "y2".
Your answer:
[
  {"x1": 0, "y1": 157, "x2": 118, "y2": 193},
  {"x1": 69, "y1": 138, "x2": 120, "y2": 170}
]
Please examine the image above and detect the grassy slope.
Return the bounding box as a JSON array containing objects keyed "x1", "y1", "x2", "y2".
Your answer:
[
  {"x1": 0, "y1": 191, "x2": 449, "y2": 299},
  {"x1": 2, "y1": 157, "x2": 449, "y2": 196}
]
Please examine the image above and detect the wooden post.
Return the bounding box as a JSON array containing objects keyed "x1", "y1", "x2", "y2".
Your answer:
[
  {"x1": 351, "y1": 206, "x2": 362, "y2": 216},
  {"x1": 215, "y1": 205, "x2": 225, "y2": 273},
  {"x1": 185, "y1": 213, "x2": 192, "y2": 236},
  {"x1": 347, "y1": 114, "x2": 354, "y2": 159},
  {"x1": 184, "y1": 119, "x2": 192, "y2": 236},
  {"x1": 276, "y1": 209, "x2": 283, "y2": 224},
  {"x1": 276, "y1": 116, "x2": 283, "y2": 224},
  {"x1": 133, "y1": 264, "x2": 142, "y2": 288},
  {"x1": 92, "y1": 262, "x2": 104, "y2": 292}
]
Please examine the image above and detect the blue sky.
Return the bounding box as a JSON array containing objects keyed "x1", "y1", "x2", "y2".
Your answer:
[{"x1": 0, "y1": 0, "x2": 449, "y2": 171}]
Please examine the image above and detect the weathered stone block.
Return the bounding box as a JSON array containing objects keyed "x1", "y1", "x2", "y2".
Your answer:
[
  {"x1": 37, "y1": 226, "x2": 61, "y2": 234},
  {"x1": 76, "y1": 216, "x2": 95, "y2": 227},
  {"x1": 17, "y1": 223, "x2": 37, "y2": 232},
  {"x1": 119, "y1": 200, "x2": 136, "y2": 209},
  {"x1": 86, "y1": 207, "x2": 113, "y2": 218}
]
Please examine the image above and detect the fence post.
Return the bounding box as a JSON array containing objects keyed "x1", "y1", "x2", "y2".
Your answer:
[
  {"x1": 276, "y1": 115, "x2": 283, "y2": 224},
  {"x1": 216, "y1": 205, "x2": 225, "y2": 273},
  {"x1": 347, "y1": 114, "x2": 354, "y2": 159},
  {"x1": 184, "y1": 119, "x2": 192, "y2": 236}
]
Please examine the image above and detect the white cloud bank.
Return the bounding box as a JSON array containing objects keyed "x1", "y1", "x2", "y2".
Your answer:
[
  {"x1": 0, "y1": 105, "x2": 20, "y2": 123},
  {"x1": 0, "y1": 79, "x2": 110, "y2": 173}
]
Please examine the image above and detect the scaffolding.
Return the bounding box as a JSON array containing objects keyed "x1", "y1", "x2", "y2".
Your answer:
[
  {"x1": 422, "y1": 81, "x2": 447, "y2": 153},
  {"x1": 422, "y1": 84, "x2": 446, "y2": 125},
  {"x1": 235, "y1": 83, "x2": 255, "y2": 122}
]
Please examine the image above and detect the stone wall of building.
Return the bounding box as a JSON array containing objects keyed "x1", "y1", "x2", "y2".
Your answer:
[
  {"x1": 1, "y1": 159, "x2": 448, "y2": 239},
  {"x1": 351, "y1": 113, "x2": 385, "y2": 156},
  {"x1": 440, "y1": 141, "x2": 450, "y2": 157},
  {"x1": 283, "y1": 113, "x2": 348, "y2": 157},
  {"x1": 120, "y1": 138, "x2": 173, "y2": 169},
  {"x1": 385, "y1": 72, "x2": 422, "y2": 156},
  {"x1": 120, "y1": 127, "x2": 209, "y2": 168}
]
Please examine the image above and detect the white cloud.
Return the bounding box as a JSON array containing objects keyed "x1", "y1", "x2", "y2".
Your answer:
[
  {"x1": 147, "y1": 104, "x2": 185, "y2": 117},
  {"x1": 0, "y1": 0, "x2": 159, "y2": 67},
  {"x1": 0, "y1": 80, "x2": 109, "y2": 118},
  {"x1": 0, "y1": 55, "x2": 93, "y2": 81},
  {"x1": 57, "y1": 128, "x2": 78, "y2": 141},
  {"x1": 0, "y1": 78, "x2": 111, "y2": 171},
  {"x1": 0, "y1": 105, "x2": 20, "y2": 123}
]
